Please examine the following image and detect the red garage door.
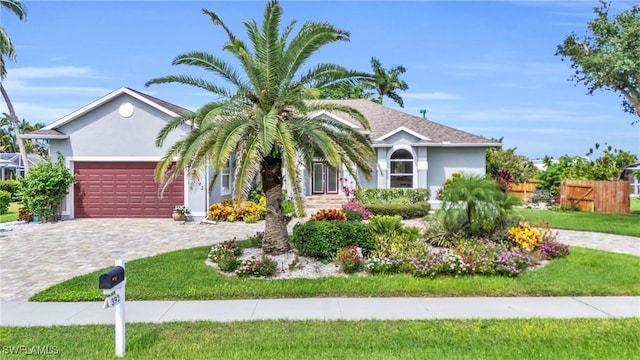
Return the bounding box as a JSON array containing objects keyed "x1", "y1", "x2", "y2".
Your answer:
[{"x1": 74, "y1": 162, "x2": 184, "y2": 218}]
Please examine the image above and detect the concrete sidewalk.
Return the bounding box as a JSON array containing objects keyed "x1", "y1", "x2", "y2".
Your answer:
[{"x1": 1, "y1": 297, "x2": 638, "y2": 326}]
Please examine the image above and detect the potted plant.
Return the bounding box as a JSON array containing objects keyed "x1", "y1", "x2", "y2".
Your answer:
[{"x1": 173, "y1": 205, "x2": 190, "y2": 221}]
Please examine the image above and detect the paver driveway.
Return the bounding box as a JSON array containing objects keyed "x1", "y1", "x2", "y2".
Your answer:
[
  {"x1": 1, "y1": 218, "x2": 638, "y2": 302},
  {"x1": 0, "y1": 219, "x2": 271, "y2": 301}
]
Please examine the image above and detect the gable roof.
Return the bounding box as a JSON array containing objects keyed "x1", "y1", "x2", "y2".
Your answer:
[
  {"x1": 308, "y1": 99, "x2": 498, "y2": 147},
  {"x1": 39, "y1": 87, "x2": 189, "y2": 132}
]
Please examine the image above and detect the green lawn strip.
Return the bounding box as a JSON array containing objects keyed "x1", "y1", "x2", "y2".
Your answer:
[
  {"x1": 517, "y1": 208, "x2": 640, "y2": 237},
  {"x1": 0, "y1": 202, "x2": 20, "y2": 223},
  {"x1": 631, "y1": 198, "x2": 640, "y2": 214},
  {"x1": 30, "y1": 246, "x2": 640, "y2": 302},
  {"x1": 1, "y1": 319, "x2": 638, "y2": 359}
]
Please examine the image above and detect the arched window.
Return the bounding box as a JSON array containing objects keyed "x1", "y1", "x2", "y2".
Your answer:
[{"x1": 389, "y1": 149, "x2": 413, "y2": 188}]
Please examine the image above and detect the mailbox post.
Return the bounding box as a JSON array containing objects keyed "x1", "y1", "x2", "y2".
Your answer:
[{"x1": 99, "y1": 260, "x2": 126, "y2": 357}]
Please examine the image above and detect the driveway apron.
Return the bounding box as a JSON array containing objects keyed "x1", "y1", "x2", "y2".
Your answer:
[{"x1": 0, "y1": 219, "x2": 272, "y2": 301}]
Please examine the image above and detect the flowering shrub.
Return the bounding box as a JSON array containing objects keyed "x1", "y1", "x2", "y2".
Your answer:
[
  {"x1": 236, "y1": 256, "x2": 277, "y2": 277},
  {"x1": 539, "y1": 241, "x2": 571, "y2": 259},
  {"x1": 508, "y1": 222, "x2": 542, "y2": 250},
  {"x1": 207, "y1": 196, "x2": 266, "y2": 222},
  {"x1": 494, "y1": 248, "x2": 536, "y2": 276},
  {"x1": 310, "y1": 208, "x2": 347, "y2": 221},
  {"x1": 208, "y1": 203, "x2": 235, "y2": 221},
  {"x1": 208, "y1": 240, "x2": 243, "y2": 262},
  {"x1": 341, "y1": 199, "x2": 372, "y2": 220},
  {"x1": 409, "y1": 251, "x2": 448, "y2": 278},
  {"x1": 366, "y1": 256, "x2": 404, "y2": 275},
  {"x1": 409, "y1": 240, "x2": 537, "y2": 278},
  {"x1": 336, "y1": 245, "x2": 363, "y2": 273}
]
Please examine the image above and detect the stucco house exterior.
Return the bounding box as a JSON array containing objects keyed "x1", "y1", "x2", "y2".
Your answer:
[{"x1": 25, "y1": 87, "x2": 498, "y2": 219}]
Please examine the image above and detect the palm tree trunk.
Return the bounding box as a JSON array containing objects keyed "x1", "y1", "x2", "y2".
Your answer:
[
  {"x1": 261, "y1": 156, "x2": 290, "y2": 255},
  {"x1": 0, "y1": 83, "x2": 29, "y2": 174}
]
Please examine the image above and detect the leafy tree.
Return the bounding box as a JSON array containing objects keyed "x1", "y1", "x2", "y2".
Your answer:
[
  {"x1": 556, "y1": 0, "x2": 640, "y2": 123},
  {"x1": 310, "y1": 57, "x2": 409, "y2": 108},
  {"x1": 17, "y1": 154, "x2": 75, "y2": 222},
  {"x1": 0, "y1": 113, "x2": 46, "y2": 154},
  {"x1": 0, "y1": 0, "x2": 30, "y2": 172},
  {"x1": 486, "y1": 138, "x2": 537, "y2": 185},
  {"x1": 367, "y1": 57, "x2": 409, "y2": 107},
  {"x1": 309, "y1": 83, "x2": 374, "y2": 101},
  {"x1": 537, "y1": 143, "x2": 638, "y2": 198},
  {"x1": 146, "y1": 1, "x2": 376, "y2": 254}
]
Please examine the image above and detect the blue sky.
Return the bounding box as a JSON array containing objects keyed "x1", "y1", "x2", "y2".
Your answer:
[{"x1": 2, "y1": 0, "x2": 639, "y2": 159}]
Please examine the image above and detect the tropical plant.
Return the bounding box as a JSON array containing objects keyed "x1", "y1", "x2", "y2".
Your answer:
[
  {"x1": 335, "y1": 245, "x2": 363, "y2": 274},
  {"x1": 438, "y1": 173, "x2": 520, "y2": 238},
  {"x1": 556, "y1": 0, "x2": 640, "y2": 122},
  {"x1": 0, "y1": 114, "x2": 46, "y2": 155},
  {"x1": 309, "y1": 208, "x2": 347, "y2": 221},
  {"x1": 0, "y1": 0, "x2": 30, "y2": 173},
  {"x1": 146, "y1": 0, "x2": 375, "y2": 254},
  {"x1": 366, "y1": 57, "x2": 409, "y2": 107},
  {"x1": 485, "y1": 141, "x2": 537, "y2": 184}
]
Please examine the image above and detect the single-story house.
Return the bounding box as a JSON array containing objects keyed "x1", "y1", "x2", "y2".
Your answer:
[
  {"x1": 24, "y1": 87, "x2": 498, "y2": 220},
  {"x1": 0, "y1": 153, "x2": 44, "y2": 180}
]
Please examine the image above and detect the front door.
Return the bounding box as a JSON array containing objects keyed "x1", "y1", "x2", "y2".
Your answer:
[{"x1": 312, "y1": 162, "x2": 338, "y2": 194}]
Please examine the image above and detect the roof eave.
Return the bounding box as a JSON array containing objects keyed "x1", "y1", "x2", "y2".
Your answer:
[
  {"x1": 43, "y1": 87, "x2": 182, "y2": 131},
  {"x1": 20, "y1": 134, "x2": 69, "y2": 140}
]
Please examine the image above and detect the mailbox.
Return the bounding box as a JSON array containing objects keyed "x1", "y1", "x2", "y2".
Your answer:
[{"x1": 99, "y1": 266, "x2": 125, "y2": 290}]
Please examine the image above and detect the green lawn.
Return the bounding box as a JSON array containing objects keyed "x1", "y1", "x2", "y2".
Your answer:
[
  {"x1": 0, "y1": 202, "x2": 20, "y2": 223},
  {"x1": 631, "y1": 197, "x2": 640, "y2": 214},
  {"x1": 517, "y1": 208, "x2": 640, "y2": 237},
  {"x1": 1, "y1": 319, "x2": 638, "y2": 359},
  {"x1": 31, "y1": 245, "x2": 640, "y2": 302}
]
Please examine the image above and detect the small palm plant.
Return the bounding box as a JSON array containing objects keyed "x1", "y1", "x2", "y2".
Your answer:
[{"x1": 438, "y1": 173, "x2": 520, "y2": 238}]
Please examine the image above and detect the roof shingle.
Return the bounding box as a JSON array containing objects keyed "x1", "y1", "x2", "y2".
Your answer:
[{"x1": 307, "y1": 99, "x2": 497, "y2": 146}]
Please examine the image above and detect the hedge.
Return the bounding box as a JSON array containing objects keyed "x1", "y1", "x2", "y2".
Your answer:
[
  {"x1": 356, "y1": 188, "x2": 431, "y2": 204},
  {"x1": 364, "y1": 201, "x2": 431, "y2": 219},
  {"x1": 290, "y1": 221, "x2": 374, "y2": 262},
  {"x1": 0, "y1": 180, "x2": 20, "y2": 199}
]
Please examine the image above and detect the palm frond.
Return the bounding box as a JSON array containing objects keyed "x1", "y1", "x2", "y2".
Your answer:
[
  {"x1": 0, "y1": 0, "x2": 27, "y2": 20},
  {"x1": 144, "y1": 75, "x2": 232, "y2": 99},
  {"x1": 155, "y1": 111, "x2": 196, "y2": 147},
  {"x1": 172, "y1": 51, "x2": 249, "y2": 90},
  {"x1": 232, "y1": 133, "x2": 263, "y2": 201}
]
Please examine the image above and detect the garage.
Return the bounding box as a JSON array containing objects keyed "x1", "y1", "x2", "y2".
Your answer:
[{"x1": 74, "y1": 162, "x2": 184, "y2": 218}]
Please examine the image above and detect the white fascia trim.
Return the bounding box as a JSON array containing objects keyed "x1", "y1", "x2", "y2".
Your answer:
[
  {"x1": 44, "y1": 87, "x2": 181, "y2": 130},
  {"x1": 309, "y1": 110, "x2": 358, "y2": 129},
  {"x1": 20, "y1": 134, "x2": 69, "y2": 140},
  {"x1": 69, "y1": 156, "x2": 166, "y2": 162},
  {"x1": 375, "y1": 126, "x2": 431, "y2": 142}
]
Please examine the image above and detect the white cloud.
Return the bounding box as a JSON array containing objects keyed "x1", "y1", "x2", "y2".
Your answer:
[
  {"x1": 7, "y1": 66, "x2": 100, "y2": 79},
  {"x1": 9, "y1": 101, "x2": 76, "y2": 124},
  {"x1": 403, "y1": 92, "x2": 463, "y2": 101},
  {"x1": 447, "y1": 61, "x2": 568, "y2": 79},
  {"x1": 2, "y1": 78, "x2": 112, "y2": 97}
]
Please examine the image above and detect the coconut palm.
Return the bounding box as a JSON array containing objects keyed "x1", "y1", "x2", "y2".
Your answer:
[
  {"x1": 1, "y1": 0, "x2": 29, "y2": 173},
  {"x1": 146, "y1": 0, "x2": 376, "y2": 254},
  {"x1": 367, "y1": 57, "x2": 409, "y2": 107}
]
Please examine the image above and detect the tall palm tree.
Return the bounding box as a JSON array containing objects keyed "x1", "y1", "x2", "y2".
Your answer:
[
  {"x1": 0, "y1": 0, "x2": 29, "y2": 173},
  {"x1": 367, "y1": 57, "x2": 409, "y2": 107},
  {"x1": 146, "y1": 0, "x2": 376, "y2": 254}
]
